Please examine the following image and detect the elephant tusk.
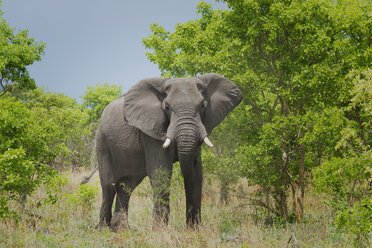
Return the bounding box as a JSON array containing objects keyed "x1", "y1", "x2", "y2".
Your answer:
[
  {"x1": 203, "y1": 137, "x2": 214, "y2": 147},
  {"x1": 162, "y1": 138, "x2": 171, "y2": 148}
]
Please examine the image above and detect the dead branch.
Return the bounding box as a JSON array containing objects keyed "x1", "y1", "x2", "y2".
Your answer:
[{"x1": 287, "y1": 234, "x2": 300, "y2": 248}]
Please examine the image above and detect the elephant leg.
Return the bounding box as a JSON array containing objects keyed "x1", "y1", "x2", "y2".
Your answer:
[
  {"x1": 149, "y1": 168, "x2": 172, "y2": 228},
  {"x1": 182, "y1": 152, "x2": 203, "y2": 227},
  {"x1": 110, "y1": 175, "x2": 145, "y2": 231},
  {"x1": 140, "y1": 138, "x2": 173, "y2": 228},
  {"x1": 98, "y1": 183, "x2": 115, "y2": 228},
  {"x1": 97, "y1": 134, "x2": 115, "y2": 228}
]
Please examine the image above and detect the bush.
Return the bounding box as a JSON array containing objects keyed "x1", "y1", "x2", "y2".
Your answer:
[
  {"x1": 0, "y1": 148, "x2": 56, "y2": 220},
  {"x1": 335, "y1": 198, "x2": 372, "y2": 247},
  {"x1": 67, "y1": 184, "x2": 98, "y2": 214},
  {"x1": 0, "y1": 94, "x2": 86, "y2": 220}
]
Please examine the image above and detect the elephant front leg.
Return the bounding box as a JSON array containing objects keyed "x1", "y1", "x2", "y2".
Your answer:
[
  {"x1": 182, "y1": 154, "x2": 203, "y2": 228},
  {"x1": 141, "y1": 133, "x2": 174, "y2": 229},
  {"x1": 149, "y1": 167, "x2": 172, "y2": 228}
]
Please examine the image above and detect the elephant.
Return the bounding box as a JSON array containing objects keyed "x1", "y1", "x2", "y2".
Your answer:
[{"x1": 96, "y1": 73, "x2": 242, "y2": 230}]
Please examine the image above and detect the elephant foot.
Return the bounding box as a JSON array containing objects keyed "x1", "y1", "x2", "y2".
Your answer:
[
  {"x1": 97, "y1": 219, "x2": 111, "y2": 229},
  {"x1": 186, "y1": 221, "x2": 200, "y2": 231},
  {"x1": 110, "y1": 211, "x2": 128, "y2": 232},
  {"x1": 151, "y1": 219, "x2": 168, "y2": 231},
  {"x1": 152, "y1": 213, "x2": 170, "y2": 230}
]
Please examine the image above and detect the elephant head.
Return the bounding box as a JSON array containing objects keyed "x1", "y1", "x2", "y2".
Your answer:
[{"x1": 123, "y1": 73, "x2": 243, "y2": 168}]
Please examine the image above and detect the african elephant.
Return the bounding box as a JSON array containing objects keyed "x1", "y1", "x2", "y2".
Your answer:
[{"x1": 96, "y1": 73, "x2": 242, "y2": 230}]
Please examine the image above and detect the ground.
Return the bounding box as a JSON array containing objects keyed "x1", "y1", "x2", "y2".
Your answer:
[{"x1": 0, "y1": 168, "x2": 354, "y2": 247}]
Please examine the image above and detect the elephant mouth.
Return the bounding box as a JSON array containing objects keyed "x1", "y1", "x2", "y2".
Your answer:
[
  {"x1": 162, "y1": 136, "x2": 213, "y2": 149},
  {"x1": 162, "y1": 110, "x2": 213, "y2": 150},
  {"x1": 163, "y1": 118, "x2": 213, "y2": 169}
]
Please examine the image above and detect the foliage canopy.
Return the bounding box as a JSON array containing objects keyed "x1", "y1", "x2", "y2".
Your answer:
[
  {"x1": 0, "y1": 3, "x2": 45, "y2": 96},
  {"x1": 143, "y1": 0, "x2": 371, "y2": 243}
]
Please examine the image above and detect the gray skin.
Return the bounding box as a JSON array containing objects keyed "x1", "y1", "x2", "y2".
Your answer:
[{"x1": 96, "y1": 73, "x2": 242, "y2": 230}]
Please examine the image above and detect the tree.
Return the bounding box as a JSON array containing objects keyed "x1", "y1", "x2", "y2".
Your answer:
[
  {"x1": 81, "y1": 83, "x2": 123, "y2": 169},
  {"x1": 143, "y1": 0, "x2": 371, "y2": 219},
  {"x1": 202, "y1": 104, "x2": 249, "y2": 204},
  {"x1": 81, "y1": 83, "x2": 122, "y2": 125},
  {"x1": 0, "y1": 87, "x2": 92, "y2": 219},
  {"x1": 0, "y1": 2, "x2": 45, "y2": 96},
  {"x1": 0, "y1": 96, "x2": 60, "y2": 218},
  {"x1": 14, "y1": 87, "x2": 91, "y2": 169},
  {"x1": 313, "y1": 69, "x2": 372, "y2": 246}
]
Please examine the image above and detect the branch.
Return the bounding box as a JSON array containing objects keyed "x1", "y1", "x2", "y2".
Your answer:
[
  {"x1": 287, "y1": 234, "x2": 300, "y2": 248},
  {"x1": 0, "y1": 77, "x2": 7, "y2": 97},
  {"x1": 294, "y1": 101, "x2": 305, "y2": 117},
  {"x1": 250, "y1": 101, "x2": 264, "y2": 124},
  {"x1": 236, "y1": 202, "x2": 281, "y2": 217},
  {"x1": 221, "y1": 127, "x2": 245, "y2": 137},
  {"x1": 207, "y1": 188, "x2": 282, "y2": 216},
  {"x1": 285, "y1": 168, "x2": 298, "y2": 186},
  {"x1": 257, "y1": 46, "x2": 278, "y2": 77},
  {"x1": 268, "y1": 96, "x2": 279, "y2": 121}
]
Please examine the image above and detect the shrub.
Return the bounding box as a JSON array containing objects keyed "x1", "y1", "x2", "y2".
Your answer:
[
  {"x1": 67, "y1": 184, "x2": 98, "y2": 214},
  {"x1": 0, "y1": 148, "x2": 56, "y2": 220}
]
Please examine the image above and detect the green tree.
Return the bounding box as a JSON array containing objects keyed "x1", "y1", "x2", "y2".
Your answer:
[
  {"x1": 0, "y1": 2, "x2": 45, "y2": 96},
  {"x1": 0, "y1": 87, "x2": 94, "y2": 219},
  {"x1": 81, "y1": 83, "x2": 122, "y2": 125},
  {"x1": 143, "y1": 0, "x2": 371, "y2": 219},
  {"x1": 0, "y1": 96, "x2": 60, "y2": 218},
  {"x1": 313, "y1": 69, "x2": 372, "y2": 246},
  {"x1": 14, "y1": 87, "x2": 91, "y2": 168},
  {"x1": 81, "y1": 83, "x2": 123, "y2": 169},
  {"x1": 202, "y1": 103, "x2": 249, "y2": 204}
]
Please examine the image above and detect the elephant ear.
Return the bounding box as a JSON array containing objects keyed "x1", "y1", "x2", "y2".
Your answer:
[
  {"x1": 198, "y1": 73, "x2": 243, "y2": 135},
  {"x1": 123, "y1": 77, "x2": 169, "y2": 140}
]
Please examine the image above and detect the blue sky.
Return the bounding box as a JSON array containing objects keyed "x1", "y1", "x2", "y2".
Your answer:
[{"x1": 2, "y1": 0, "x2": 226, "y2": 101}]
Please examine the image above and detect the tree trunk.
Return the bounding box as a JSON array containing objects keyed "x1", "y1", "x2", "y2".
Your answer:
[
  {"x1": 219, "y1": 182, "x2": 228, "y2": 205},
  {"x1": 280, "y1": 130, "x2": 289, "y2": 220},
  {"x1": 290, "y1": 183, "x2": 297, "y2": 215},
  {"x1": 265, "y1": 187, "x2": 271, "y2": 221},
  {"x1": 297, "y1": 144, "x2": 305, "y2": 218},
  {"x1": 280, "y1": 191, "x2": 288, "y2": 219}
]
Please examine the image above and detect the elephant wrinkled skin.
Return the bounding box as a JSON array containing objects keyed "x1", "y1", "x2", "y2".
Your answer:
[{"x1": 96, "y1": 73, "x2": 242, "y2": 230}]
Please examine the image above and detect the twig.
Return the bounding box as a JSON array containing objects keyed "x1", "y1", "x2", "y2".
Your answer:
[
  {"x1": 205, "y1": 189, "x2": 282, "y2": 216},
  {"x1": 0, "y1": 77, "x2": 7, "y2": 97},
  {"x1": 287, "y1": 234, "x2": 300, "y2": 248}
]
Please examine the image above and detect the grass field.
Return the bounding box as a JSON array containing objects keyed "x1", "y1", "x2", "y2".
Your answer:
[{"x1": 0, "y1": 169, "x2": 355, "y2": 247}]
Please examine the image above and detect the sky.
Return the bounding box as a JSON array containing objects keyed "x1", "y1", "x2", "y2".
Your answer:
[{"x1": 2, "y1": 0, "x2": 227, "y2": 102}]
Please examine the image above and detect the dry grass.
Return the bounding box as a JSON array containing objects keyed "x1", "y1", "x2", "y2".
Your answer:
[{"x1": 0, "y1": 169, "x2": 354, "y2": 247}]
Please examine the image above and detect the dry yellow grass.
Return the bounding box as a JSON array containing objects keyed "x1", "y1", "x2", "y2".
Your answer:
[{"x1": 0, "y1": 169, "x2": 354, "y2": 247}]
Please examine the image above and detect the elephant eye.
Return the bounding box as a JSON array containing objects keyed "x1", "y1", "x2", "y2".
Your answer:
[
  {"x1": 200, "y1": 101, "x2": 207, "y2": 110},
  {"x1": 164, "y1": 102, "x2": 170, "y2": 112}
]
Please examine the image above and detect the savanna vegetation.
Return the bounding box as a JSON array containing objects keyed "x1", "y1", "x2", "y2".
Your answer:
[{"x1": 1, "y1": 0, "x2": 371, "y2": 247}]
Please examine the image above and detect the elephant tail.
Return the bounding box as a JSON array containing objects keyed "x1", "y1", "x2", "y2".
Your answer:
[
  {"x1": 80, "y1": 166, "x2": 98, "y2": 184},
  {"x1": 81, "y1": 132, "x2": 100, "y2": 185}
]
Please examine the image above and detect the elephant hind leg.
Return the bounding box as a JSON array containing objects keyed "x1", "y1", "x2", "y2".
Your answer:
[
  {"x1": 98, "y1": 184, "x2": 115, "y2": 228},
  {"x1": 97, "y1": 132, "x2": 115, "y2": 228},
  {"x1": 110, "y1": 175, "x2": 145, "y2": 231}
]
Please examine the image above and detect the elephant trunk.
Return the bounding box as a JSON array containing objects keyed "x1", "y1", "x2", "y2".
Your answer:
[
  {"x1": 176, "y1": 122, "x2": 199, "y2": 165},
  {"x1": 176, "y1": 121, "x2": 198, "y2": 180},
  {"x1": 162, "y1": 108, "x2": 211, "y2": 171},
  {"x1": 172, "y1": 109, "x2": 201, "y2": 168}
]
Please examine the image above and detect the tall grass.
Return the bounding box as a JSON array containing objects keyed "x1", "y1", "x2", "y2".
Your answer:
[{"x1": 0, "y1": 169, "x2": 354, "y2": 247}]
